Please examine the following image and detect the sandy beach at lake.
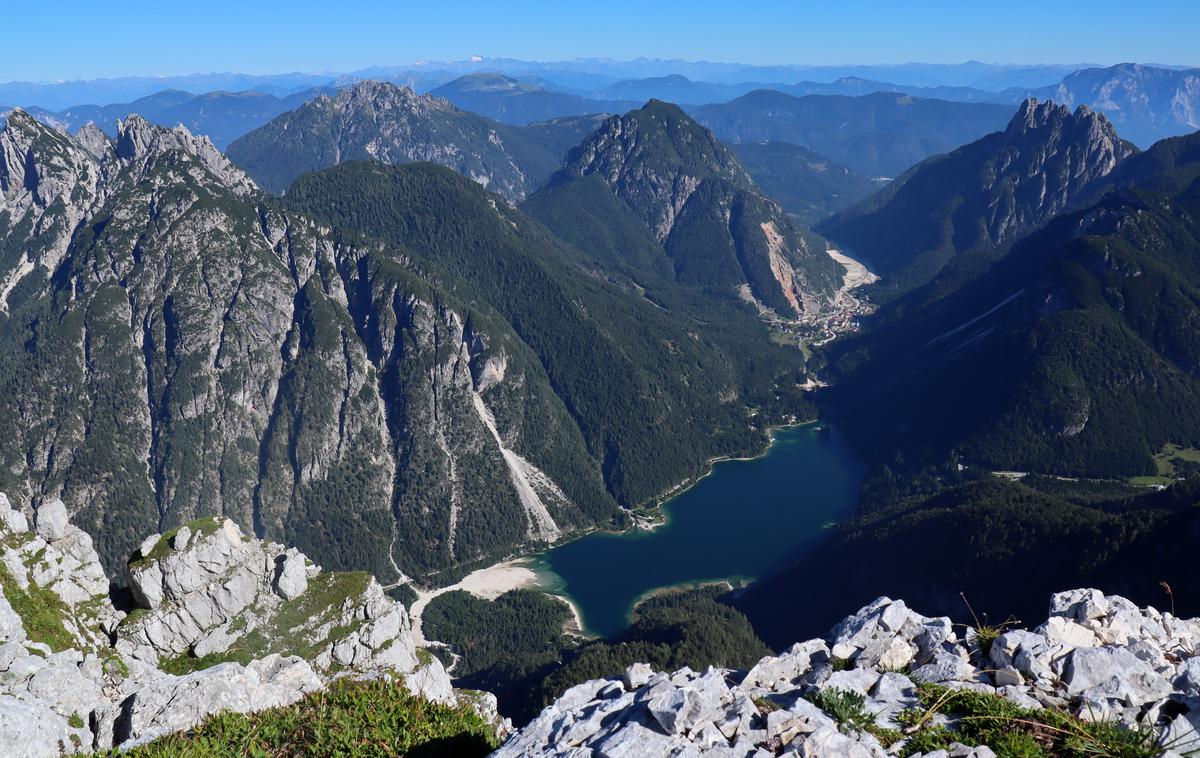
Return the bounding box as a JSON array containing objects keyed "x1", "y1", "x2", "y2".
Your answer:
[{"x1": 409, "y1": 559, "x2": 584, "y2": 646}]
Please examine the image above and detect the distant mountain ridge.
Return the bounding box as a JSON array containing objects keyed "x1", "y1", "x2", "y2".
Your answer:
[
  {"x1": 429, "y1": 73, "x2": 636, "y2": 125},
  {"x1": 1022, "y1": 63, "x2": 1200, "y2": 147},
  {"x1": 1, "y1": 59, "x2": 1098, "y2": 110},
  {"x1": 690, "y1": 90, "x2": 1016, "y2": 177},
  {"x1": 9, "y1": 87, "x2": 331, "y2": 148},
  {"x1": 226, "y1": 81, "x2": 574, "y2": 198}
]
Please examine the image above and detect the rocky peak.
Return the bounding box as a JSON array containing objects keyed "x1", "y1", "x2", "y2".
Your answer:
[
  {"x1": 0, "y1": 491, "x2": 501, "y2": 752},
  {"x1": 74, "y1": 122, "x2": 114, "y2": 161},
  {"x1": 563, "y1": 100, "x2": 755, "y2": 240},
  {"x1": 982, "y1": 98, "x2": 1136, "y2": 245},
  {"x1": 114, "y1": 114, "x2": 258, "y2": 195},
  {"x1": 0, "y1": 110, "x2": 104, "y2": 311},
  {"x1": 1006, "y1": 97, "x2": 1127, "y2": 149},
  {"x1": 332, "y1": 80, "x2": 450, "y2": 119},
  {"x1": 0, "y1": 107, "x2": 97, "y2": 200},
  {"x1": 498, "y1": 588, "x2": 1200, "y2": 756}
]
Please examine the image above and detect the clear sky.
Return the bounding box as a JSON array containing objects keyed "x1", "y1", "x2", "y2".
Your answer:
[{"x1": 10, "y1": 0, "x2": 1198, "y2": 81}]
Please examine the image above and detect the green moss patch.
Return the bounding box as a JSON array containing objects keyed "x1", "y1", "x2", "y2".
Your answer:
[{"x1": 0, "y1": 560, "x2": 74, "y2": 652}]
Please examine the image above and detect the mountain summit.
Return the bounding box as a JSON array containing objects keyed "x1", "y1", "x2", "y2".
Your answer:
[
  {"x1": 819, "y1": 98, "x2": 1136, "y2": 299},
  {"x1": 533, "y1": 101, "x2": 843, "y2": 317},
  {"x1": 226, "y1": 81, "x2": 566, "y2": 197}
]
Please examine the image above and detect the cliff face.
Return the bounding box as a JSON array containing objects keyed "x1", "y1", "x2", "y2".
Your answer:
[
  {"x1": 0, "y1": 492, "x2": 499, "y2": 754},
  {"x1": 498, "y1": 589, "x2": 1200, "y2": 757},
  {"x1": 0, "y1": 111, "x2": 614, "y2": 581}
]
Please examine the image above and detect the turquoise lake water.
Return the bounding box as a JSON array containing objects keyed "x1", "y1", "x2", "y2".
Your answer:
[{"x1": 534, "y1": 424, "x2": 864, "y2": 637}]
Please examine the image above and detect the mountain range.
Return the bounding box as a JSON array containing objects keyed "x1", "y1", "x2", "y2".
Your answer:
[
  {"x1": 428, "y1": 72, "x2": 636, "y2": 125},
  {"x1": 0, "y1": 93, "x2": 835, "y2": 587},
  {"x1": 16, "y1": 87, "x2": 331, "y2": 149},
  {"x1": 225, "y1": 81, "x2": 580, "y2": 199}
]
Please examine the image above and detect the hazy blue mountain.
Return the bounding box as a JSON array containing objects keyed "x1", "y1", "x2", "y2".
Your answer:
[
  {"x1": 0, "y1": 72, "x2": 335, "y2": 110},
  {"x1": 818, "y1": 99, "x2": 1135, "y2": 299},
  {"x1": 13, "y1": 87, "x2": 332, "y2": 149},
  {"x1": 0, "y1": 59, "x2": 1100, "y2": 112},
  {"x1": 1022, "y1": 63, "x2": 1200, "y2": 147},
  {"x1": 594, "y1": 75, "x2": 756, "y2": 104},
  {"x1": 690, "y1": 91, "x2": 1015, "y2": 176},
  {"x1": 776, "y1": 76, "x2": 1010, "y2": 103},
  {"x1": 429, "y1": 73, "x2": 634, "y2": 125},
  {"x1": 728, "y1": 142, "x2": 880, "y2": 225}
]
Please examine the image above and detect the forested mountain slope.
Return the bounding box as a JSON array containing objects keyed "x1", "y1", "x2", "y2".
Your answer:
[
  {"x1": 729, "y1": 141, "x2": 878, "y2": 225},
  {"x1": 736, "y1": 478, "x2": 1200, "y2": 649},
  {"x1": 824, "y1": 131, "x2": 1200, "y2": 479},
  {"x1": 284, "y1": 160, "x2": 817, "y2": 510}
]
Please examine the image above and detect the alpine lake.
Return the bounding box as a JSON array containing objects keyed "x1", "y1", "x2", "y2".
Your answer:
[{"x1": 532, "y1": 423, "x2": 864, "y2": 637}]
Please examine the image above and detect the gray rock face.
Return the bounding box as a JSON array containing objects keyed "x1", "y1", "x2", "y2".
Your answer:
[
  {"x1": 496, "y1": 588, "x2": 1200, "y2": 757},
  {"x1": 1063, "y1": 647, "x2": 1172, "y2": 705},
  {"x1": 0, "y1": 494, "x2": 28, "y2": 534},
  {"x1": 272, "y1": 550, "x2": 308, "y2": 600},
  {"x1": 0, "y1": 695, "x2": 82, "y2": 758},
  {"x1": 0, "y1": 490, "x2": 484, "y2": 754},
  {"x1": 112, "y1": 655, "x2": 322, "y2": 746},
  {"x1": 34, "y1": 499, "x2": 69, "y2": 542}
]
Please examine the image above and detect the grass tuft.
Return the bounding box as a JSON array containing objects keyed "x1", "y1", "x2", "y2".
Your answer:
[
  {"x1": 811, "y1": 688, "x2": 875, "y2": 732},
  {"x1": 98, "y1": 676, "x2": 499, "y2": 757},
  {"x1": 895, "y1": 683, "x2": 1163, "y2": 758}
]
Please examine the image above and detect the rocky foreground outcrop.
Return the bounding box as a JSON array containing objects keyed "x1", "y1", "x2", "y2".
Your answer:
[
  {"x1": 0, "y1": 492, "x2": 500, "y2": 756},
  {"x1": 496, "y1": 589, "x2": 1200, "y2": 757}
]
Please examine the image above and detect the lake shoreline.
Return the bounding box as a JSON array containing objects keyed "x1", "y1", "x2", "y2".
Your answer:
[
  {"x1": 532, "y1": 423, "x2": 863, "y2": 637},
  {"x1": 631, "y1": 419, "x2": 820, "y2": 534}
]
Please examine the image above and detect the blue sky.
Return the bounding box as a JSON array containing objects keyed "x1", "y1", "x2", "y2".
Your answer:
[{"x1": 11, "y1": 0, "x2": 1198, "y2": 81}]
